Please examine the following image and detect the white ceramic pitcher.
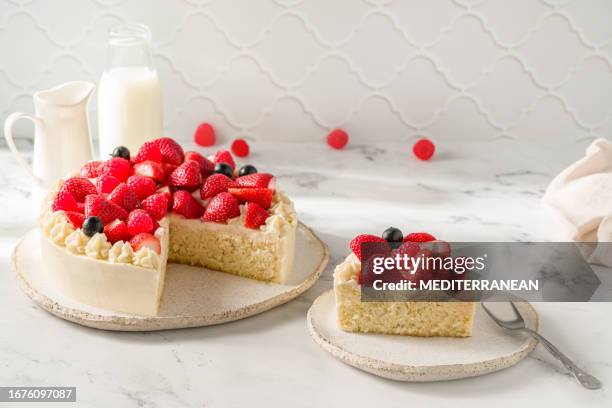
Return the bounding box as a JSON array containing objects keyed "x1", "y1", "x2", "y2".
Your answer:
[{"x1": 4, "y1": 81, "x2": 95, "y2": 214}]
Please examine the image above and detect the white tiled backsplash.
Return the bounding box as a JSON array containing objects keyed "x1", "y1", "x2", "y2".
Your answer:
[{"x1": 1, "y1": 0, "x2": 611, "y2": 144}]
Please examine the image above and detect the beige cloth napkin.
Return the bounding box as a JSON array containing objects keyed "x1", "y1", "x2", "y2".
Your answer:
[{"x1": 542, "y1": 138, "x2": 612, "y2": 266}]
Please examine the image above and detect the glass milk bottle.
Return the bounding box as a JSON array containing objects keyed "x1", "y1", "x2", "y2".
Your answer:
[{"x1": 97, "y1": 24, "x2": 163, "y2": 157}]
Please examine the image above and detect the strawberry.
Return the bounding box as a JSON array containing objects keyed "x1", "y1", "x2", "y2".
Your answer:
[
  {"x1": 212, "y1": 150, "x2": 236, "y2": 171},
  {"x1": 52, "y1": 189, "x2": 79, "y2": 212},
  {"x1": 227, "y1": 187, "x2": 273, "y2": 209},
  {"x1": 154, "y1": 137, "x2": 184, "y2": 165},
  {"x1": 76, "y1": 202, "x2": 85, "y2": 213},
  {"x1": 133, "y1": 160, "x2": 165, "y2": 182},
  {"x1": 61, "y1": 177, "x2": 97, "y2": 202},
  {"x1": 202, "y1": 192, "x2": 240, "y2": 222},
  {"x1": 103, "y1": 219, "x2": 130, "y2": 244},
  {"x1": 244, "y1": 202, "x2": 269, "y2": 229},
  {"x1": 127, "y1": 175, "x2": 157, "y2": 200},
  {"x1": 141, "y1": 193, "x2": 168, "y2": 221},
  {"x1": 156, "y1": 186, "x2": 173, "y2": 209},
  {"x1": 96, "y1": 174, "x2": 121, "y2": 194},
  {"x1": 169, "y1": 160, "x2": 202, "y2": 191},
  {"x1": 397, "y1": 241, "x2": 420, "y2": 257},
  {"x1": 185, "y1": 151, "x2": 215, "y2": 176},
  {"x1": 100, "y1": 157, "x2": 131, "y2": 182},
  {"x1": 109, "y1": 183, "x2": 141, "y2": 212},
  {"x1": 349, "y1": 234, "x2": 388, "y2": 261},
  {"x1": 129, "y1": 233, "x2": 161, "y2": 254},
  {"x1": 232, "y1": 173, "x2": 274, "y2": 189},
  {"x1": 200, "y1": 173, "x2": 233, "y2": 199},
  {"x1": 84, "y1": 194, "x2": 128, "y2": 224},
  {"x1": 126, "y1": 209, "x2": 154, "y2": 236},
  {"x1": 404, "y1": 232, "x2": 436, "y2": 243},
  {"x1": 80, "y1": 161, "x2": 103, "y2": 178},
  {"x1": 172, "y1": 190, "x2": 204, "y2": 219},
  {"x1": 64, "y1": 211, "x2": 86, "y2": 229},
  {"x1": 133, "y1": 140, "x2": 162, "y2": 163}
]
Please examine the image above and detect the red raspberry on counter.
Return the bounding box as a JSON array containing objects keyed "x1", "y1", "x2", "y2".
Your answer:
[
  {"x1": 231, "y1": 138, "x2": 250, "y2": 157},
  {"x1": 413, "y1": 138, "x2": 435, "y2": 161},
  {"x1": 194, "y1": 123, "x2": 216, "y2": 147},
  {"x1": 327, "y1": 129, "x2": 349, "y2": 150}
]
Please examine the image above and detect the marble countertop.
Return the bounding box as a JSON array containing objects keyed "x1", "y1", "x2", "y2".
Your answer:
[{"x1": 0, "y1": 139, "x2": 610, "y2": 408}]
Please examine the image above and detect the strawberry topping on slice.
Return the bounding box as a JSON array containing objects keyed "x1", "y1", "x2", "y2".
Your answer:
[
  {"x1": 126, "y1": 209, "x2": 155, "y2": 236},
  {"x1": 133, "y1": 160, "x2": 165, "y2": 182},
  {"x1": 154, "y1": 137, "x2": 184, "y2": 165},
  {"x1": 185, "y1": 151, "x2": 215, "y2": 177},
  {"x1": 404, "y1": 232, "x2": 436, "y2": 243},
  {"x1": 103, "y1": 219, "x2": 130, "y2": 244},
  {"x1": 133, "y1": 140, "x2": 163, "y2": 163},
  {"x1": 127, "y1": 175, "x2": 157, "y2": 200},
  {"x1": 108, "y1": 183, "x2": 141, "y2": 212},
  {"x1": 169, "y1": 160, "x2": 202, "y2": 191},
  {"x1": 200, "y1": 173, "x2": 233, "y2": 199},
  {"x1": 129, "y1": 233, "x2": 161, "y2": 254},
  {"x1": 100, "y1": 157, "x2": 131, "y2": 182},
  {"x1": 80, "y1": 161, "x2": 103, "y2": 178},
  {"x1": 232, "y1": 173, "x2": 274, "y2": 189},
  {"x1": 141, "y1": 193, "x2": 169, "y2": 221},
  {"x1": 244, "y1": 202, "x2": 269, "y2": 229},
  {"x1": 62, "y1": 177, "x2": 97, "y2": 202},
  {"x1": 212, "y1": 150, "x2": 236, "y2": 171},
  {"x1": 202, "y1": 192, "x2": 240, "y2": 223},
  {"x1": 96, "y1": 174, "x2": 121, "y2": 195},
  {"x1": 349, "y1": 234, "x2": 388, "y2": 261},
  {"x1": 52, "y1": 189, "x2": 80, "y2": 212},
  {"x1": 84, "y1": 194, "x2": 128, "y2": 224},
  {"x1": 227, "y1": 187, "x2": 273, "y2": 209},
  {"x1": 172, "y1": 190, "x2": 204, "y2": 219},
  {"x1": 64, "y1": 211, "x2": 86, "y2": 229}
]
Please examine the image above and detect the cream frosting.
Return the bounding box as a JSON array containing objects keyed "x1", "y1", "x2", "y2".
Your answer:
[
  {"x1": 133, "y1": 247, "x2": 159, "y2": 269},
  {"x1": 333, "y1": 253, "x2": 361, "y2": 283},
  {"x1": 109, "y1": 241, "x2": 133, "y2": 264},
  {"x1": 65, "y1": 229, "x2": 90, "y2": 255},
  {"x1": 50, "y1": 220, "x2": 75, "y2": 246},
  {"x1": 85, "y1": 233, "x2": 111, "y2": 260},
  {"x1": 43, "y1": 211, "x2": 68, "y2": 236}
]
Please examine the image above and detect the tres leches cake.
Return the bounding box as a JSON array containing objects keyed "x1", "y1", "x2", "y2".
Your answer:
[
  {"x1": 334, "y1": 228, "x2": 475, "y2": 337},
  {"x1": 39, "y1": 137, "x2": 296, "y2": 316}
]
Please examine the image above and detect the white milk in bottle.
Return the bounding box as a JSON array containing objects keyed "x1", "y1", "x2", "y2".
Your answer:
[{"x1": 98, "y1": 24, "x2": 163, "y2": 157}]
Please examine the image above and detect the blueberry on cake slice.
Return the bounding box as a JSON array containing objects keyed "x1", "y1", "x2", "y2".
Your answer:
[
  {"x1": 39, "y1": 138, "x2": 296, "y2": 316},
  {"x1": 333, "y1": 228, "x2": 476, "y2": 337}
]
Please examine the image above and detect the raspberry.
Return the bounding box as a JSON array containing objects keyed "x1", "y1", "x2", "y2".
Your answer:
[
  {"x1": 413, "y1": 138, "x2": 435, "y2": 161},
  {"x1": 194, "y1": 123, "x2": 216, "y2": 147},
  {"x1": 327, "y1": 129, "x2": 348, "y2": 150},
  {"x1": 231, "y1": 138, "x2": 250, "y2": 157}
]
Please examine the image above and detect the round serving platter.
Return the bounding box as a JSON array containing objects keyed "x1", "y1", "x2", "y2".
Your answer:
[
  {"x1": 307, "y1": 290, "x2": 539, "y2": 382},
  {"x1": 12, "y1": 222, "x2": 329, "y2": 331}
]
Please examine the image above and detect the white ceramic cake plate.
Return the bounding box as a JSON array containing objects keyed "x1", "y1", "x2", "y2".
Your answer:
[
  {"x1": 12, "y1": 222, "x2": 329, "y2": 331},
  {"x1": 307, "y1": 290, "x2": 539, "y2": 382}
]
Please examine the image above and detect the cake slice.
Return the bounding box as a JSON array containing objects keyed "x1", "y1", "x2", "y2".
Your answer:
[
  {"x1": 333, "y1": 228, "x2": 476, "y2": 337},
  {"x1": 38, "y1": 138, "x2": 297, "y2": 315}
]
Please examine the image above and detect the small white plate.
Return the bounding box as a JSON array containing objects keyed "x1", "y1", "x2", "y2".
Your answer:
[
  {"x1": 12, "y1": 223, "x2": 329, "y2": 331},
  {"x1": 307, "y1": 290, "x2": 539, "y2": 382}
]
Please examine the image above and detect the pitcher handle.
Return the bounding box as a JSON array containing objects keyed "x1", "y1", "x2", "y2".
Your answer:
[{"x1": 4, "y1": 112, "x2": 45, "y2": 187}]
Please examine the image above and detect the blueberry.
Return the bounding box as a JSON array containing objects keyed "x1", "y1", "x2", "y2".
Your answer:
[
  {"x1": 214, "y1": 163, "x2": 234, "y2": 178},
  {"x1": 382, "y1": 227, "x2": 403, "y2": 243},
  {"x1": 83, "y1": 216, "x2": 104, "y2": 237},
  {"x1": 112, "y1": 146, "x2": 130, "y2": 160},
  {"x1": 239, "y1": 165, "x2": 257, "y2": 177}
]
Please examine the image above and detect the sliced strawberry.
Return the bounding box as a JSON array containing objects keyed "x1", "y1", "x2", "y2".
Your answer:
[
  {"x1": 156, "y1": 186, "x2": 173, "y2": 209},
  {"x1": 212, "y1": 150, "x2": 236, "y2": 171},
  {"x1": 349, "y1": 234, "x2": 388, "y2": 261},
  {"x1": 404, "y1": 232, "x2": 436, "y2": 243},
  {"x1": 96, "y1": 174, "x2": 121, "y2": 194},
  {"x1": 185, "y1": 151, "x2": 215, "y2": 176},
  {"x1": 232, "y1": 173, "x2": 274, "y2": 189},
  {"x1": 169, "y1": 160, "x2": 202, "y2": 191},
  {"x1": 127, "y1": 175, "x2": 157, "y2": 200},
  {"x1": 103, "y1": 219, "x2": 130, "y2": 244},
  {"x1": 244, "y1": 202, "x2": 269, "y2": 229},
  {"x1": 141, "y1": 193, "x2": 168, "y2": 221},
  {"x1": 126, "y1": 209, "x2": 154, "y2": 236},
  {"x1": 64, "y1": 211, "x2": 86, "y2": 229},
  {"x1": 154, "y1": 137, "x2": 184, "y2": 165},
  {"x1": 202, "y1": 192, "x2": 240, "y2": 223},
  {"x1": 100, "y1": 157, "x2": 131, "y2": 182},
  {"x1": 130, "y1": 233, "x2": 161, "y2": 254},
  {"x1": 162, "y1": 162, "x2": 178, "y2": 181},
  {"x1": 80, "y1": 161, "x2": 103, "y2": 178},
  {"x1": 133, "y1": 160, "x2": 165, "y2": 182},
  {"x1": 133, "y1": 140, "x2": 162, "y2": 163},
  {"x1": 172, "y1": 190, "x2": 204, "y2": 219},
  {"x1": 52, "y1": 189, "x2": 79, "y2": 212},
  {"x1": 227, "y1": 187, "x2": 273, "y2": 209},
  {"x1": 84, "y1": 194, "x2": 128, "y2": 224},
  {"x1": 109, "y1": 183, "x2": 141, "y2": 212},
  {"x1": 200, "y1": 173, "x2": 233, "y2": 199},
  {"x1": 76, "y1": 202, "x2": 85, "y2": 213},
  {"x1": 62, "y1": 177, "x2": 97, "y2": 202}
]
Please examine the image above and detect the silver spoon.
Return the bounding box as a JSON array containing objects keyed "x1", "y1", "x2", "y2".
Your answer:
[{"x1": 481, "y1": 301, "x2": 602, "y2": 390}]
